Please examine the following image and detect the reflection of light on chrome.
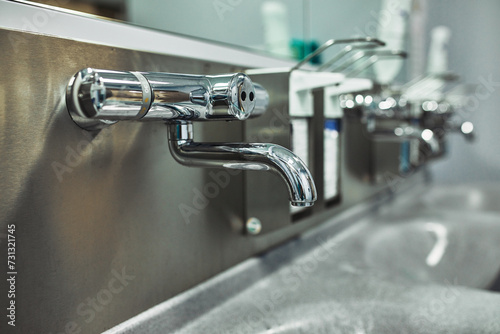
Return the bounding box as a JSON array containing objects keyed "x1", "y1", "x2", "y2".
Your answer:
[
  {"x1": 422, "y1": 100, "x2": 438, "y2": 112},
  {"x1": 421, "y1": 129, "x2": 434, "y2": 141},
  {"x1": 461, "y1": 121, "x2": 474, "y2": 134},
  {"x1": 222, "y1": 163, "x2": 270, "y2": 171},
  {"x1": 355, "y1": 94, "x2": 364, "y2": 104},
  {"x1": 438, "y1": 103, "x2": 449, "y2": 113},
  {"x1": 345, "y1": 100, "x2": 355, "y2": 108},
  {"x1": 364, "y1": 95, "x2": 373, "y2": 105},
  {"x1": 378, "y1": 101, "x2": 390, "y2": 110},
  {"x1": 386, "y1": 97, "x2": 396, "y2": 108},
  {"x1": 405, "y1": 127, "x2": 414, "y2": 135},
  {"x1": 394, "y1": 127, "x2": 404, "y2": 136},
  {"x1": 425, "y1": 223, "x2": 449, "y2": 267}
]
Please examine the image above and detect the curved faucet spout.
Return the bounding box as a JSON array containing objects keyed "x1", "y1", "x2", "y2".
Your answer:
[
  {"x1": 367, "y1": 123, "x2": 441, "y2": 155},
  {"x1": 167, "y1": 123, "x2": 317, "y2": 207}
]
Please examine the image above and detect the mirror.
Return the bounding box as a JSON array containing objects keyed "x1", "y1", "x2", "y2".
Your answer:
[
  {"x1": 27, "y1": 0, "x2": 305, "y2": 59},
  {"x1": 24, "y1": 0, "x2": 413, "y2": 80}
]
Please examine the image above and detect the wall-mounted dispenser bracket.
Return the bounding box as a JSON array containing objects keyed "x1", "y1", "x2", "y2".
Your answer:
[{"x1": 289, "y1": 37, "x2": 385, "y2": 118}]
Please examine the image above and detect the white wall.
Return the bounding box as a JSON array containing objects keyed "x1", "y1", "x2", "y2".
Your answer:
[{"x1": 426, "y1": 0, "x2": 500, "y2": 183}]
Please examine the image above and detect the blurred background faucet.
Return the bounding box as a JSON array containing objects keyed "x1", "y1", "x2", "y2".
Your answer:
[{"x1": 341, "y1": 89, "x2": 474, "y2": 165}]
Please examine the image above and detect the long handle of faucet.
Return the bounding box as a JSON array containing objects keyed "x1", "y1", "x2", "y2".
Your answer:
[
  {"x1": 331, "y1": 49, "x2": 407, "y2": 74},
  {"x1": 66, "y1": 68, "x2": 269, "y2": 130},
  {"x1": 316, "y1": 41, "x2": 387, "y2": 72},
  {"x1": 345, "y1": 50, "x2": 407, "y2": 77}
]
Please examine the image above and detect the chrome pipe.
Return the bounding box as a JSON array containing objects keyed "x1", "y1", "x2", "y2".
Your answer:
[{"x1": 168, "y1": 123, "x2": 317, "y2": 207}]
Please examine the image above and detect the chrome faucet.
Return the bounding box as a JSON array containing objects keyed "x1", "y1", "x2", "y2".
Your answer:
[
  {"x1": 341, "y1": 91, "x2": 474, "y2": 163},
  {"x1": 66, "y1": 68, "x2": 317, "y2": 207},
  {"x1": 366, "y1": 121, "x2": 442, "y2": 155},
  {"x1": 168, "y1": 123, "x2": 316, "y2": 207}
]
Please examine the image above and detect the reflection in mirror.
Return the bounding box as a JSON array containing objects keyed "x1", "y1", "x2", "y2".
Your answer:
[
  {"x1": 126, "y1": 0, "x2": 304, "y2": 58},
  {"x1": 24, "y1": 0, "x2": 305, "y2": 59},
  {"x1": 27, "y1": 0, "x2": 127, "y2": 20},
  {"x1": 23, "y1": 0, "x2": 412, "y2": 82}
]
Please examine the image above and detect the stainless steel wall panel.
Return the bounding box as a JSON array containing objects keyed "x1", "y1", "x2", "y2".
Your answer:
[{"x1": 0, "y1": 29, "x2": 418, "y2": 333}]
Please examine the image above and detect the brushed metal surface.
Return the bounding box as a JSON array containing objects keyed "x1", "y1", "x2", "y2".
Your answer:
[
  {"x1": 0, "y1": 29, "x2": 249, "y2": 333},
  {"x1": 244, "y1": 71, "x2": 294, "y2": 233},
  {"x1": 0, "y1": 28, "x2": 415, "y2": 333}
]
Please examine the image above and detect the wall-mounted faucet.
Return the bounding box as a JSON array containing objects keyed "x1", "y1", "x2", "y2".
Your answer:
[
  {"x1": 66, "y1": 68, "x2": 267, "y2": 128},
  {"x1": 341, "y1": 91, "x2": 474, "y2": 165},
  {"x1": 66, "y1": 68, "x2": 317, "y2": 207}
]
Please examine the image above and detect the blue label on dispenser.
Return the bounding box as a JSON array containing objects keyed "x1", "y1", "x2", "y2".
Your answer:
[
  {"x1": 400, "y1": 141, "x2": 411, "y2": 174},
  {"x1": 325, "y1": 119, "x2": 341, "y2": 131}
]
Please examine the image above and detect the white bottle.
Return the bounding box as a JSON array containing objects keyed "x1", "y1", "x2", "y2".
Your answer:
[
  {"x1": 324, "y1": 120, "x2": 339, "y2": 200},
  {"x1": 290, "y1": 118, "x2": 310, "y2": 214},
  {"x1": 373, "y1": 0, "x2": 412, "y2": 84},
  {"x1": 427, "y1": 26, "x2": 451, "y2": 74},
  {"x1": 261, "y1": 1, "x2": 292, "y2": 57}
]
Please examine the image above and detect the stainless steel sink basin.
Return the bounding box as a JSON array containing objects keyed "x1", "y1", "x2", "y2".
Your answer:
[
  {"x1": 417, "y1": 183, "x2": 500, "y2": 214},
  {"x1": 365, "y1": 183, "x2": 500, "y2": 291},
  {"x1": 364, "y1": 211, "x2": 500, "y2": 290},
  {"x1": 105, "y1": 183, "x2": 500, "y2": 334},
  {"x1": 387, "y1": 183, "x2": 500, "y2": 215}
]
